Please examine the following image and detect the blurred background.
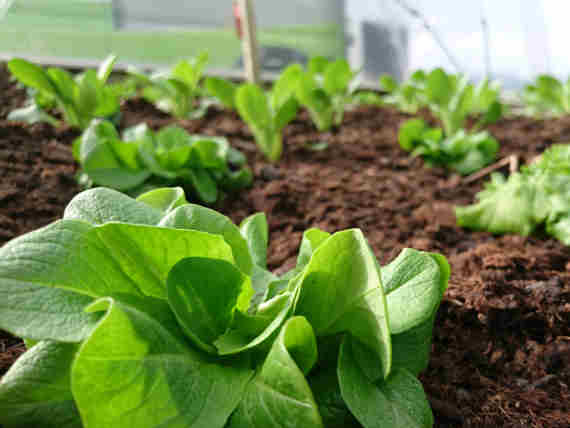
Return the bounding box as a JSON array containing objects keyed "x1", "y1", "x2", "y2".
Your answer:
[{"x1": 0, "y1": 0, "x2": 565, "y2": 88}]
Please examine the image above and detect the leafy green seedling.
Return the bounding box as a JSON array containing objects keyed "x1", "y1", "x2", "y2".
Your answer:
[
  {"x1": 7, "y1": 55, "x2": 119, "y2": 129},
  {"x1": 398, "y1": 68, "x2": 502, "y2": 175},
  {"x1": 521, "y1": 74, "x2": 570, "y2": 117},
  {"x1": 205, "y1": 76, "x2": 238, "y2": 109},
  {"x1": 296, "y1": 57, "x2": 358, "y2": 131},
  {"x1": 0, "y1": 187, "x2": 449, "y2": 428},
  {"x1": 379, "y1": 70, "x2": 428, "y2": 113},
  {"x1": 75, "y1": 120, "x2": 252, "y2": 203},
  {"x1": 128, "y1": 52, "x2": 209, "y2": 118},
  {"x1": 235, "y1": 64, "x2": 300, "y2": 162},
  {"x1": 456, "y1": 144, "x2": 570, "y2": 244},
  {"x1": 398, "y1": 118, "x2": 499, "y2": 175}
]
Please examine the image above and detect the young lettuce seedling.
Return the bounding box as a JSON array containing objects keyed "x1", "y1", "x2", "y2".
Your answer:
[
  {"x1": 398, "y1": 68, "x2": 502, "y2": 175},
  {"x1": 128, "y1": 52, "x2": 209, "y2": 119},
  {"x1": 235, "y1": 64, "x2": 301, "y2": 162},
  {"x1": 0, "y1": 186, "x2": 449, "y2": 428},
  {"x1": 456, "y1": 144, "x2": 570, "y2": 244},
  {"x1": 296, "y1": 57, "x2": 358, "y2": 131},
  {"x1": 522, "y1": 74, "x2": 570, "y2": 117},
  {"x1": 205, "y1": 76, "x2": 238, "y2": 110},
  {"x1": 75, "y1": 120, "x2": 252, "y2": 203},
  {"x1": 7, "y1": 55, "x2": 119, "y2": 129},
  {"x1": 378, "y1": 70, "x2": 427, "y2": 113}
]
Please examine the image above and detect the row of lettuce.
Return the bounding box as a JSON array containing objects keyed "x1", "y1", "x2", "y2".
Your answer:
[{"x1": 5, "y1": 54, "x2": 570, "y2": 245}]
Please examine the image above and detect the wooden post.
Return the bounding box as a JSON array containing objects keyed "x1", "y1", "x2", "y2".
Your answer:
[{"x1": 238, "y1": 0, "x2": 260, "y2": 84}]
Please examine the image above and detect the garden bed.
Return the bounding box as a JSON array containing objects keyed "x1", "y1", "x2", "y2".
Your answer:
[{"x1": 0, "y1": 64, "x2": 569, "y2": 427}]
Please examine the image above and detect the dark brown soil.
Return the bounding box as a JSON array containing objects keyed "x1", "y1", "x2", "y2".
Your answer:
[{"x1": 1, "y1": 70, "x2": 569, "y2": 427}]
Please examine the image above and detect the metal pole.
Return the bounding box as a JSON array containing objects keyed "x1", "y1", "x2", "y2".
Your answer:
[{"x1": 238, "y1": 0, "x2": 261, "y2": 84}]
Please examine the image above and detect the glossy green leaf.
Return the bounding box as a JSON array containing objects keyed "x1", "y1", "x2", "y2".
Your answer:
[
  {"x1": 205, "y1": 76, "x2": 237, "y2": 109},
  {"x1": 159, "y1": 203, "x2": 253, "y2": 275},
  {"x1": 271, "y1": 63, "x2": 303, "y2": 110},
  {"x1": 96, "y1": 54, "x2": 117, "y2": 83},
  {"x1": 72, "y1": 297, "x2": 253, "y2": 428},
  {"x1": 167, "y1": 257, "x2": 253, "y2": 352},
  {"x1": 0, "y1": 220, "x2": 235, "y2": 300},
  {"x1": 323, "y1": 59, "x2": 354, "y2": 94},
  {"x1": 235, "y1": 83, "x2": 272, "y2": 130},
  {"x1": 228, "y1": 316, "x2": 323, "y2": 428},
  {"x1": 381, "y1": 249, "x2": 449, "y2": 333},
  {"x1": 7, "y1": 58, "x2": 56, "y2": 95},
  {"x1": 338, "y1": 336, "x2": 433, "y2": 428},
  {"x1": 0, "y1": 341, "x2": 82, "y2": 428},
  {"x1": 296, "y1": 228, "x2": 331, "y2": 269},
  {"x1": 240, "y1": 213, "x2": 269, "y2": 269},
  {"x1": 294, "y1": 229, "x2": 392, "y2": 380},
  {"x1": 0, "y1": 282, "x2": 98, "y2": 342},
  {"x1": 135, "y1": 187, "x2": 188, "y2": 214},
  {"x1": 64, "y1": 187, "x2": 163, "y2": 225}
]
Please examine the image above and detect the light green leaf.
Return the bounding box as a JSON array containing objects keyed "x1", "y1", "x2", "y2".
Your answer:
[
  {"x1": 240, "y1": 213, "x2": 268, "y2": 269},
  {"x1": 0, "y1": 282, "x2": 98, "y2": 342},
  {"x1": 271, "y1": 63, "x2": 303, "y2": 110},
  {"x1": 72, "y1": 297, "x2": 253, "y2": 428},
  {"x1": 296, "y1": 228, "x2": 331, "y2": 269},
  {"x1": 338, "y1": 336, "x2": 433, "y2": 428},
  {"x1": 381, "y1": 249, "x2": 449, "y2": 333},
  {"x1": 398, "y1": 118, "x2": 427, "y2": 151},
  {"x1": 0, "y1": 220, "x2": 235, "y2": 300},
  {"x1": 64, "y1": 187, "x2": 163, "y2": 225},
  {"x1": 214, "y1": 292, "x2": 293, "y2": 355},
  {"x1": 136, "y1": 187, "x2": 188, "y2": 214},
  {"x1": 235, "y1": 84, "x2": 272, "y2": 131},
  {"x1": 205, "y1": 76, "x2": 237, "y2": 109},
  {"x1": 96, "y1": 54, "x2": 117, "y2": 83},
  {"x1": 167, "y1": 258, "x2": 253, "y2": 353},
  {"x1": 323, "y1": 59, "x2": 354, "y2": 95},
  {"x1": 159, "y1": 204, "x2": 253, "y2": 275},
  {"x1": 7, "y1": 58, "x2": 56, "y2": 95},
  {"x1": 294, "y1": 229, "x2": 392, "y2": 380},
  {"x1": 228, "y1": 316, "x2": 323, "y2": 428},
  {"x1": 274, "y1": 96, "x2": 298, "y2": 130},
  {"x1": 455, "y1": 173, "x2": 538, "y2": 236},
  {"x1": 0, "y1": 341, "x2": 82, "y2": 428}
]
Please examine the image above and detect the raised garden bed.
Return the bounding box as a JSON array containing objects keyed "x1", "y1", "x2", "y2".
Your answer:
[{"x1": 0, "y1": 63, "x2": 569, "y2": 427}]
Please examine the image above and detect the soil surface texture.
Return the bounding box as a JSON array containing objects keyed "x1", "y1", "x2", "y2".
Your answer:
[{"x1": 1, "y1": 67, "x2": 569, "y2": 427}]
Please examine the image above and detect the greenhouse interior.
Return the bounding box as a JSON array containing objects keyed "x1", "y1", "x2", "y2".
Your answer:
[{"x1": 0, "y1": 1, "x2": 569, "y2": 427}]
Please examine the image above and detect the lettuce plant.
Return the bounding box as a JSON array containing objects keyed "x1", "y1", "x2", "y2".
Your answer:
[
  {"x1": 456, "y1": 144, "x2": 570, "y2": 244},
  {"x1": 399, "y1": 118, "x2": 499, "y2": 175},
  {"x1": 521, "y1": 74, "x2": 570, "y2": 117},
  {"x1": 128, "y1": 53, "x2": 209, "y2": 118},
  {"x1": 7, "y1": 55, "x2": 119, "y2": 129},
  {"x1": 235, "y1": 65, "x2": 300, "y2": 162},
  {"x1": 295, "y1": 57, "x2": 358, "y2": 131},
  {"x1": 379, "y1": 70, "x2": 427, "y2": 113},
  {"x1": 75, "y1": 120, "x2": 252, "y2": 203},
  {"x1": 398, "y1": 68, "x2": 502, "y2": 175},
  {"x1": 0, "y1": 187, "x2": 449, "y2": 428}
]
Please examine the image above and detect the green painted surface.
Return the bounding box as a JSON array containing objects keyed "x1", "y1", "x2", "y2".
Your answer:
[{"x1": 0, "y1": 0, "x2": 343, "y2": 66}]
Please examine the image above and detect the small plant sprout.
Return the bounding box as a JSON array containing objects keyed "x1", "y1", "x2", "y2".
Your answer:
[
  {"x1": 74, "y1": 120, "x2": 252, "y2": 203},
  {"x1": 235, "y1": 64, "x2": 301, "y2": 162},
  {"x1": 128, "y1": 52, "x2": 209, "y2": 119},
  {"x1": 7, "y1": 55, "x2": 120, "y2": 129}
]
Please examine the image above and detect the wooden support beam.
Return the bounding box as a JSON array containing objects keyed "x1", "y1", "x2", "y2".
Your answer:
[{"x1": 238, "y1": 0, "x2": 260, "y2": 84}]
